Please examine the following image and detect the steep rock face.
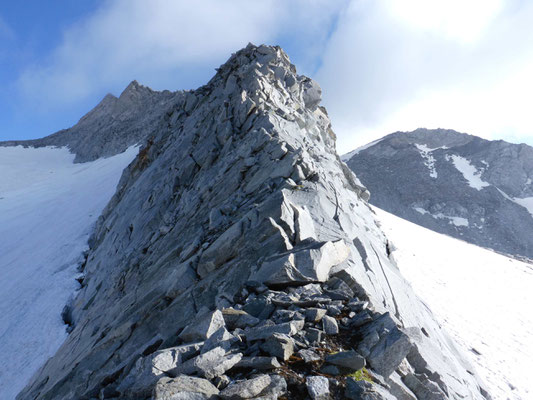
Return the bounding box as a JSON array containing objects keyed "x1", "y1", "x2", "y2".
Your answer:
[
  {"x1": 344, "y1": 128, "x2": 533, "y2": 260},
  {"x1": 19, "y1": 46, "x2": 487, "y2": 399},
  {"x1": 0, "y1": 81, "x2": 179, "y2": 162}
]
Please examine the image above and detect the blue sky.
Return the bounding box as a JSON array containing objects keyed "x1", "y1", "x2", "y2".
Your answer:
[{"x1": 1, "y1": 0, "x2": 532, "y2": 153}]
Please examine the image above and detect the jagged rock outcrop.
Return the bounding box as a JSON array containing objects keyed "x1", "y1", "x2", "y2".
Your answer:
[
  {"x1": 0, "y1": 80, "x2": 178, "y2": 162},
  {"x1": 18, "y1": 45, "x2": 489, "y2": 399},
  {"x1": 343, "y1": 128, "x2": 533, "y2": 260}
]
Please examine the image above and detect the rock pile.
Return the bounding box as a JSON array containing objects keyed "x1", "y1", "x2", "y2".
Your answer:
[
  {"x1": 110, "y1": 274, "x2": 417, "y2": 399},
  {"x1": 17, "y1": 44, "x2": 490, "y2": 399}
]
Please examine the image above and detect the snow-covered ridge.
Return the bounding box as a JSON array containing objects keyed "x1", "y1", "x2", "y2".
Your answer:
[
  {"x1": 0, "y1": 145, "x2": 137, "y2": 399},
  {"x1": 341, "y1": 137, "x2": 384, "y2": 161},
  {"x1": 374, "y1": 206, "x2": 533, "y2": 400}
]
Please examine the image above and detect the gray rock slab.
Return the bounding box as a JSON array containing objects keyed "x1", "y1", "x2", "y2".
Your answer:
[
  {"x1": 322, "y1": 315, "x2": 339, "y2": 335},
  {"x1": 220, "y1": 374, "x2": 271, "y2": 399},
  {"x1": 179, "y1": 310, "x2": 226, "y2": 343},
  {"x1": 367, "y1": 328, "x2": 413, "y2": 378},
  {"x1": 306, "y1": 375, "x2": 329, "y2": 400},
  {"x1": 245, "y1": 320, "x2": 304, "y2": 341},
  {"x1": 260, "y1": 333, "x2": 294, "y2": 361},
  {"x1": 234, "y1": 356, "x2": 281, "y2": 370},
  {"x1": 325, "y1": 350, "x2": 365, "y2": 371}
]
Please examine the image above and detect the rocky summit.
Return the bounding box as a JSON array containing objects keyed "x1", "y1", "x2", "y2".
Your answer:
[
  {"x1": 17, "y1": 45, "x2": 490, "y2": 399},
  {"x1": 343, "y1": 128, "x2": 533, "y2": 261},
  {"x1": 0, "y1": 80, "x2": 178, "y2": 163}
]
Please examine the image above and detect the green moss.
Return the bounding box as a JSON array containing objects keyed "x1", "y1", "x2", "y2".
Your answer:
[{"x1": 346, "y1": 367, "x2": 373, "y2": 383}]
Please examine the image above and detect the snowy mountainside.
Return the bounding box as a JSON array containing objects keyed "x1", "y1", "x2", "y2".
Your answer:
[
  {"x1": 344, "y1": 128, "x2": 533, "y2": 260},
  {"x1": 0, "y1": 145, "x2": 137, "y2": 399},
  {"x1": 373, "y1": 206, "x2": 533, "y2": 400}
]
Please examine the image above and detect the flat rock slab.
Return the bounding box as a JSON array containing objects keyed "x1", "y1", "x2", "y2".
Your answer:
[
  {"x1": 234, "y1": 356, "x2": 281, "y2": 370},
  {"x1": 220, "y1": 374, "x2": 272, "y2": 399},
  {"x1": 245, "y1": 320, "x2": 304, "y2": 341},
  {"x1": 325, "y1": 350, "x2": 365, "y2": 371}
]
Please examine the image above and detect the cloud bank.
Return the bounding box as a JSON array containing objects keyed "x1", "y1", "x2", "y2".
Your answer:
[{"x1": 12, "y1": 0, "x2": 533, "y2": 151}]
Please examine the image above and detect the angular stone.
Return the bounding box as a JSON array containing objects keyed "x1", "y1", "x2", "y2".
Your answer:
[
  {"x1": 258, "y1": 374, "x2": 287, "y2": 398},
  {"x1": 245, "y1": 320, "x2": 304, "y2": 341},
  {"x1": 179, "y1": 310, "x2": 225, "y2": 343},
  {"x1": 251, "y1": 240, "x2": 350, "y2": 286},
  {"x1": 235, "y1": 356, "x2": 281, "y2": 370},
  {"x1": 367, "y1": 328, "x2": 413, "y2": 378},
  {"x1": 305, "y1": 308, "x2": 327, "y2": 323},
  {"x1": 325, "y1": 351, "x2": 365, "y2": 371},
  {"x1": 298, "y1": 349, "x2": 321, "y2": 363},
  {"x1": 322, "y1": 315, "x2": 339, "y2": 335},
  {"x1": 305, "y1": 328, "x2": 324, "y2": 345},
  {"x1": 261, "y1": 333, "x2": 294, "y2": 361},
  {"x1": 117, "y1": 343, "x2": 202, "y2": 397},
  {"x1": 153, "y1": 375, "x2": 219, "y2": 400},
  {"x1": 306, "y1": 376, "x2": 329, "y2": 400},
  {"x1": 220, "y1": 374, "x2": 271, "y2": 399},
  {"x1": 173, "y1": 347, "x2": 242, "y2": 380},
  {"x1": 201, "y1": 326, "x2": 239, "y2": 354}
]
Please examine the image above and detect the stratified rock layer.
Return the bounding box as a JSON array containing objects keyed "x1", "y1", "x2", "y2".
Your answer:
[{"x1": 18, "y1": 45, "x2": 489, "y2": 399}]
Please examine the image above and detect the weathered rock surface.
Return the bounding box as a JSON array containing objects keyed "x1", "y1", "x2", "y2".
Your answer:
[
  {"x1": 343, "y1": 128, "x2": 533, "y2": 260},
  {"x1": 17, "y1": 45, "x2": 489, "y2": 399}
]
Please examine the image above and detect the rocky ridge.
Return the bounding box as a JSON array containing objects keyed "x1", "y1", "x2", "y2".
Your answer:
[
  {"x1": 0, "y1": 80, "x2": 179, "y2": 162},
  {"x1": 343, "y1": 128, "x2": 533, "y2": 260},
  {"x1": 18, "y1": 45, "x2": 489, "y2": 399}
]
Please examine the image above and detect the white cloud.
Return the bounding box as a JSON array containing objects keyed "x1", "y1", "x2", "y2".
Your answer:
[
  {"x1": 317, "y1": 0, "x2": 533, "y2": 153},
  {"x1": 16, "y1": 0, "x2": 343, "y2": 110}
]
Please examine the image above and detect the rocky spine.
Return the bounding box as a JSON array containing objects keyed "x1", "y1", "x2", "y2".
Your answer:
[{"x1": 18, "y1": 45, "x2": 489, "y2": 399}]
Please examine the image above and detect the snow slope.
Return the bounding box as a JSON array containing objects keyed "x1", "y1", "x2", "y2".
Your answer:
[
  {"x1": 0, "y1": 146, "x2": 137, "y2": 399},
  {"x1": 373, "y1": 207, "x2": 533, "y2": 400}
]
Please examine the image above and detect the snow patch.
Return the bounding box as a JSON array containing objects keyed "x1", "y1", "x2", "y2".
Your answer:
[
  {"x1": 512, "y1": 197, "x2": 533, "y2": 218},
  {"x1": 414, "y1": 143, "x2": 442, "y2": 178},
  {"x1": 413, "y1": 206, "x2": 469, "y2": 227},
  {"x1": 496, "y1": 188, "x2": 533, "y2": 219},
  {"x1": 447, "y1": 155, "x2": 490, "y2": 190},
  {"x1": 341, "y1": 137, "x2": 384, "y2": 161},
  {"x1": 0, "y1": 145, "x2": 137, "y2": 399},
  {"x1": 374, "y1": 206, "x2": 533, "y2": 400}
]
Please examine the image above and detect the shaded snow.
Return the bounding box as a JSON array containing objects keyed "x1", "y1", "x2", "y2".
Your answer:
[
  {"x1": 448, "y1": 154, "x2": 490, "y2": 190},
  {"x1": 341, "y1": 137, "x2": 384, "y2": 161},
  {"x1": 375, "y1": 207, "x2": 533, "y2": 400},
  {"x1": 413, "y1": 206, "x2": 469, "y2": 227},
  {"x1": 0, "y1": 145, "x2": 137, "y2": 399},
  {"x1": 512, "y1": 197, "x2": 533, "y2": 218}
]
